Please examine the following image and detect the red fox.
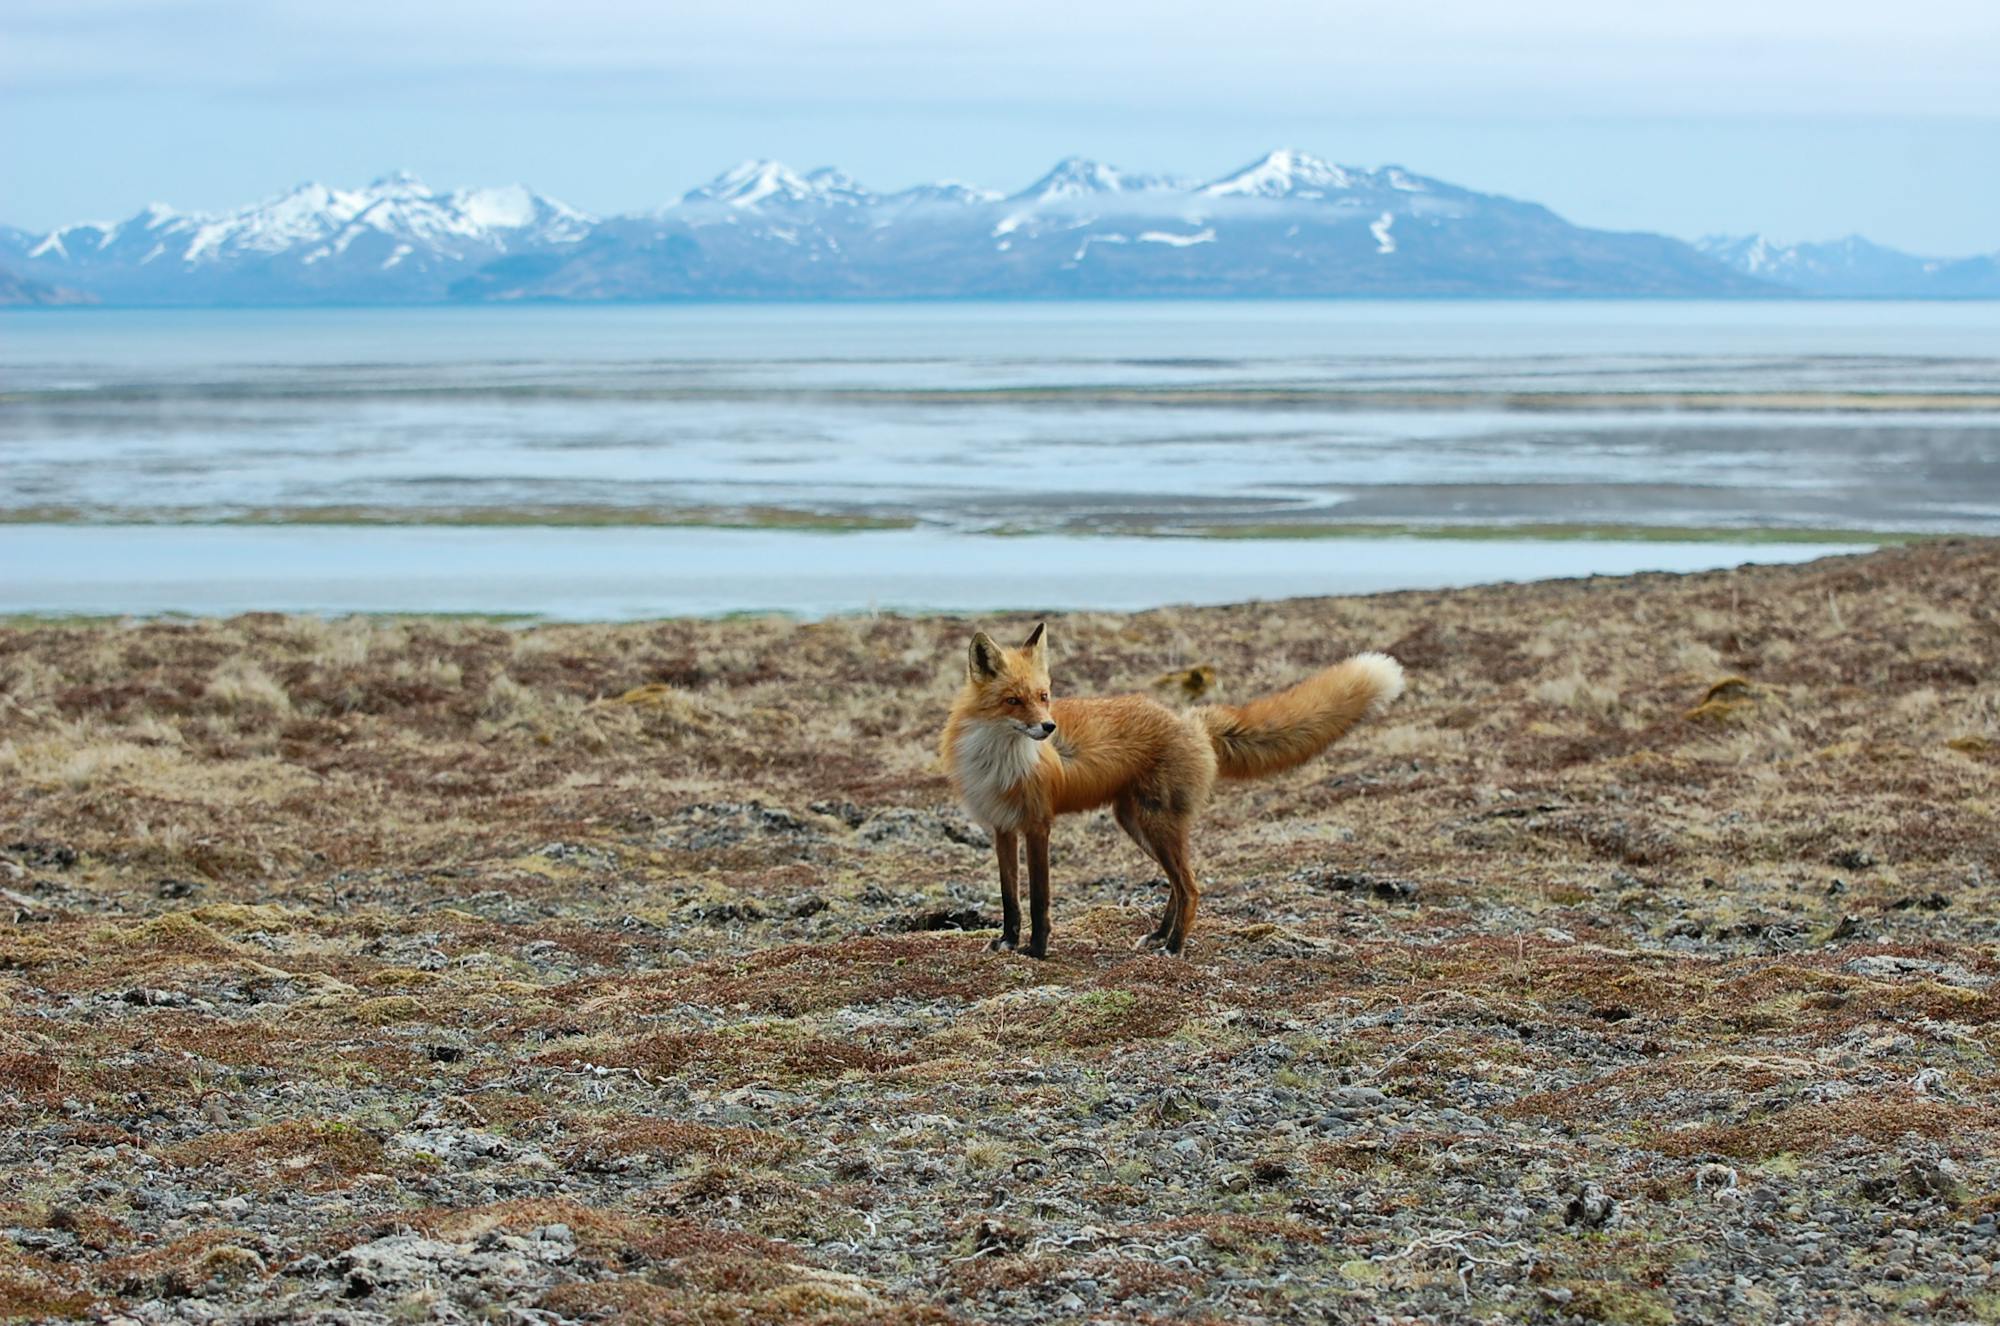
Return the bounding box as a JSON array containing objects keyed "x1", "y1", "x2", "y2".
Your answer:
[{"x1": 941, "y1": 623, "x2": 1404, "y2": 957}]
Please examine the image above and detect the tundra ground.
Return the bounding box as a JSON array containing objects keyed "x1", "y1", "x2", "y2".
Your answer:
[{"x1": 1, "y1": 541, "x2": 1996, "y2": 1323}]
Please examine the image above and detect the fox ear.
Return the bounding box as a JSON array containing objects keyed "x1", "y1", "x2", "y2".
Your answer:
[
  {"x1": 1022, "y1": 622, "x2": 1046, "y2": 652},
  {"x1": 968, "y1": 632, "x2": 1003, "y2": 679}
]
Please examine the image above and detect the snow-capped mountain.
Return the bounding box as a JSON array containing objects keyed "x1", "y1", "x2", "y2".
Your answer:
[
  {"x1": 1009, "y1": 156, "x2": 1191, "y2": 205},
  {"x1": 884, "y1": 181, "x2": 1003, "y2": 207},
  {"x1": 1203, "y1": 147, "x2": 1364, "y2": 199},
  {"x1": 1696, "y1": 233, "x2": 2000, "y2": 297},
  {"x1": 3, "y1": 172, "x2": 592, "y2": 303},
  {"x1": 675, "y1": 160, "x2": 876, "y2": 214},
  {"x1": 18, "y1": 150, "x2": 1983, "y2": 305}
]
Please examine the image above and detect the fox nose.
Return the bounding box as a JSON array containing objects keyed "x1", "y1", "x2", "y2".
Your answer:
[{"x1": 1038, "y1": 721, "x2": 1056, "y2": 736}]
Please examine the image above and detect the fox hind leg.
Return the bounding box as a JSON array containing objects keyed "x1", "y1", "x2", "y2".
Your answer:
[
  {"x1": 1115, "y1": 795, "x2": 1173, "y2": 951},
  {"x1": 1160, "y1": 832, "x2": 1200, "y2": 956},
  {"x1": 1120, "y1": 795, "x2": 1199, "y2": 955},
  {"x1": 1152, "y1": 824, "x2": 1201, "y2": 957}
]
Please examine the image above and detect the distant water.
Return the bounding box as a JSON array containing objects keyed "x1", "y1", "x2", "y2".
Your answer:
[
  {"x1": 0, "y1": 526, "x2": 1874, "y2": 621},
  {"x1": 1, "y1": 301, "x2": 1994, "y2": 615}
]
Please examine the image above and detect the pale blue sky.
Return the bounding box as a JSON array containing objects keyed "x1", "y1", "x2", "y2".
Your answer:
[{"x1": 5, "y1": 0, "x2": 1997, "y2": 253}]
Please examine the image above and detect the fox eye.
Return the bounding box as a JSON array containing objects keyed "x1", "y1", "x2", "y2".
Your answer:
[
  {"x1": 1039, "y1": 692, "x2": 1050, "y2": 702},
  {"x1": 1005, "y1": 697, "x2": 1022, "y2": 706}
]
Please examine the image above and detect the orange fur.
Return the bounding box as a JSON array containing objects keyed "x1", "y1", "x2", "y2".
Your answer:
[
  {"x1": 940, "y1": 625, "x2": 1403, "y2": 957},
  {"x1": 1196, "y1": 652, "x2": 1405, "y2": 780}
]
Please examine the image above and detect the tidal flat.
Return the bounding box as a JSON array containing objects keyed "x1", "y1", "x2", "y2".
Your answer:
[
  {"x1": 1, "y1": 540, "x2": 1995, "y2": 1321},
  {"x1": 7, "y1": 302, "x2": 1999, "y2": 551}
]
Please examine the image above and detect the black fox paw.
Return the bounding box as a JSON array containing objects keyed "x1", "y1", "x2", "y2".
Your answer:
[{"x1": 987, "y1": 936, "x2": 1017, "y2": 953}]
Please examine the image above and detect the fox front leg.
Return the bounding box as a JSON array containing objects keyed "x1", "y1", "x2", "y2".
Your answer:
[
  {"x1": 988, "y1": 829, "x2": 1020, "y2": 952},
  {"x1": 1023, "y1": 825, "x2": 1052, "y2": 959}
]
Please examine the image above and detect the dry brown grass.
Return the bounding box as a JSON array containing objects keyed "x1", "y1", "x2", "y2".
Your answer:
[
  {"x1": 0, "y1": 1270, "x2": 93, "y2": 1321},
  {"x1": 558, "y1": 1116, "x2": 800, "y2": 1167},
  {"x1": 163, "y1": 1120, "x2": 393, "y2": 1192},
  {"x1": 1648, "y1": 1097, "x2": 1989, "y2": 1160},
  {"x1": 0, "y1": 540, "x2": 1996, "y2": 1321}
]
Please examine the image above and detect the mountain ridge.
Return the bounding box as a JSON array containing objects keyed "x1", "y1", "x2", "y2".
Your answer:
[
  {"x1": 3, "y1": 150, "x2": 1991, "y2": 305},
  {"x1": 1695, "y1": 232, "x2": 2000, "y2": 298}
]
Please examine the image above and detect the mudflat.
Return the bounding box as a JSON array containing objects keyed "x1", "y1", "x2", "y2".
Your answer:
[{"x1": 1, "y1": 539, "x2": 1995, "y2": 1321}]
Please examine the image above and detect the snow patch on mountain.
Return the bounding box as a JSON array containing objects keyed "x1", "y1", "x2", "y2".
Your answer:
[
  {"x1": 1073, "y1": 233, "x2": 1132, "y2": 261},
  {"x1": 457, "y1": 185, "x2": 540, "y2": 230}
]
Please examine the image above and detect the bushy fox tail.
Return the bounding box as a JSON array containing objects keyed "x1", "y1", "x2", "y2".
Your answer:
[{"x1": 1195, "y1": 652, "x2": 1405, "y2": 781}]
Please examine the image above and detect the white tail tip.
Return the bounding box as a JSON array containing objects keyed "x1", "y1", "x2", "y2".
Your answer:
[{"x1": 1349, "y1": 651, "x2": 1406, "y2": 714}]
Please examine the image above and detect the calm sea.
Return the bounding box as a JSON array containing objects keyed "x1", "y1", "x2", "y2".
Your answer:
[{"x1": 1, "y1": 300, "x2": 1994, "y2": 616}]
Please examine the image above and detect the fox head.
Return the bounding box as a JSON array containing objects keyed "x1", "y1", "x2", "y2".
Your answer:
[{"x1": 963, "y1": 623, "x2": 1056, "y2": 741}]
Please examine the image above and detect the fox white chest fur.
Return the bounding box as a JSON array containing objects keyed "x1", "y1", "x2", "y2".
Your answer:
[{"x1": 952, "y1": 719, "x2": 1046, "y2": 830}]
